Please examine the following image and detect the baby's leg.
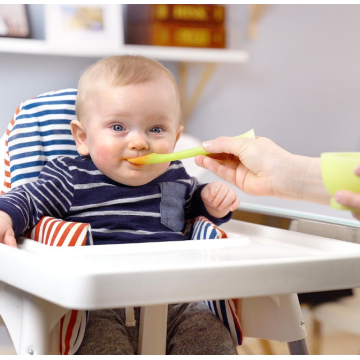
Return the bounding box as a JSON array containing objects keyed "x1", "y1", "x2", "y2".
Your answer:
[
  {"x1": 167, "y1": 302, "x2": 238, "y2": 355},
  {"x1": 76, "y1": 309, "x2": 138, "y2": 355}
]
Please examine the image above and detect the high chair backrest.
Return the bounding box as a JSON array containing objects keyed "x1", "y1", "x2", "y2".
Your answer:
[{"x1": 2, "y1": 89, "x2": 78, "y2": 193}]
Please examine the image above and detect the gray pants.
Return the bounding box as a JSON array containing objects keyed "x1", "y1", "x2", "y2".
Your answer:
[{"x1": 76, "y1": 302, "x2": 237, "y2": 355}]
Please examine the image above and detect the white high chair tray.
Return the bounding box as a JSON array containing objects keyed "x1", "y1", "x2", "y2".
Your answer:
[{"x1": 1, "y1": 220, "x2": 360, "y2": 310}]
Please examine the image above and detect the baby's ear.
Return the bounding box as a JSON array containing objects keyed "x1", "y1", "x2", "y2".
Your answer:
[
  {"x1": 175, "y1": 125, "x2": 184, "y2": 145},
  {"x1": 71, "y1": 120, "x2": 89, "y2": 155}
]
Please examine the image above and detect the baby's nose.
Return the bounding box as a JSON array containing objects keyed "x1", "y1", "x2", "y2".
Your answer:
[{"x1": 128, "y1": 134, "x2": 149, "y2": 150}]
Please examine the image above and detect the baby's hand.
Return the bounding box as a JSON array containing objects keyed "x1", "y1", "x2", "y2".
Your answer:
[
  {"x1": 0, "y1": 211, "x2": 17, "y2": 248},
  {"x1": 201, "y1": 182, "x2": 240, "y2": 219}
]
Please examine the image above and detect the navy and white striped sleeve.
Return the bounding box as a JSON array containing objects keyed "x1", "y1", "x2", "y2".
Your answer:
[{"x1": 0, "y1": 157, "x2": 74, "y2": 237}]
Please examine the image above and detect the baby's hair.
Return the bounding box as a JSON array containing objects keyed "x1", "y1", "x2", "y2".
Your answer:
[{"x1": 76, "y1": 55, "x2": 181, "y2": 123}]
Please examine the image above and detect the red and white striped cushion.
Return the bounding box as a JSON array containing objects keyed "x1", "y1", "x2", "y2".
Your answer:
[
  {"x1": 1, "y1": 105, "x2": 20, "y2": 194},
  {"x1": 28, "y1": 216, "x2": 93, "y2": 247},
  {"x1": 59, "y1": 310, "x2": 88, "y2": 355}
]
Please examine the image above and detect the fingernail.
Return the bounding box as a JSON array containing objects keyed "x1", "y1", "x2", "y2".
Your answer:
[
  {"x1": 354, "y1": 165, "x2": 360, "y2": 177},
  {"x1": 202, "y1": 140, "x2": 213, "y2": 149},
  {"x1": 334, "y1": 192, "x2": 343, "y2": 203}
]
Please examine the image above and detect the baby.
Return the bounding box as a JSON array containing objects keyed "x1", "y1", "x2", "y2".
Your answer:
[{"x1": 0, "y1": 55, "x2": 239, "y2": 354}]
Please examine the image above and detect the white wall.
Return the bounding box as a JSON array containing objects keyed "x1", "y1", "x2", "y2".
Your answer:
[
  {"x1": 1, "y1": 4, "x2": 360, "y2": 220},
  {"x1": 188, "y1": 4, "x2": 360, "y2": 220},
  {"x1": 187, "y1": 5, "x2": 360, "y2": 157}
]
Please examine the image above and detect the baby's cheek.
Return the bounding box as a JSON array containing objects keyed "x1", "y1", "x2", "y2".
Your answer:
[
  {"x1": 96, "y1": 142, "x2": 114, "y2": 159},
  {"x1": 155, "y1": 141, "x2": 175, "y2": 154},
  {"x1": 92, "y1": 148, "x2": 113, "y2": 170}
]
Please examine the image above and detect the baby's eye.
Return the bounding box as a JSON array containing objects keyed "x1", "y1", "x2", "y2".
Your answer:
[
  {"x1": 150, "y1": 127, "x2": 163, "y2": 134},
  {"x1": 112, "y1": 124, "x2": 125, "y2": 132}
]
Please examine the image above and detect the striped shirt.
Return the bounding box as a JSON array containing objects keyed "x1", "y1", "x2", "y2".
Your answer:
[{"x1": 0, "y1": 156, "x2": 231, "y2": 245}]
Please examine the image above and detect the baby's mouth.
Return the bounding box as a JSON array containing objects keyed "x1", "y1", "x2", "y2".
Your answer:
[{"x1": 122, "y1": 158, "x2": 145, "y2": 168}]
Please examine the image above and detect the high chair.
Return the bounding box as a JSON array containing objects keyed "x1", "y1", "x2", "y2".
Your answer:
[{"x1": 4, "y1": 88, "x2": 358, "y2": 355}]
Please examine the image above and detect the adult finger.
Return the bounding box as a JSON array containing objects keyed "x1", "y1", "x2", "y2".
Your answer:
[
  {"x1": 334, "y1": 190, "x2": 360, "y2": 213},
  {"x1": 196, "y1": 155, "x2": 238, "y2": 186},
  {"x1": 202, "y1": 136, "x2": 254, "y2": 156}
]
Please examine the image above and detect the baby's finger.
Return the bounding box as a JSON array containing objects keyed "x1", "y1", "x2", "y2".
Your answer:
[
  {"x1": 4, "y1": 229, "x2": 17, "y2": 248},
  {"x1": 217, "y1": 191, "x2": 236, "y2": 211},
  {"x1": 219, "y1": 191, "x2": 240, "y2": 211},
  {"x1": 229, "y1": 196, "x2": 241, "y2": 211},
  {"x1": 201, "y1": 184, "x2": 211, "y2": 202},
  {"x1": 211, "y1": 184, "x2": 230, "y2": 209}
]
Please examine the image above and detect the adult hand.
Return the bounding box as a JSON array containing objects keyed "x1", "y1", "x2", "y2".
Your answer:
[
  {"x1": 195, "y1": 136, "x2": 291, "y2": 197},
  {"x1": 0, "y1": 211, "x2": 17, "y2": 248},
  {"x1": 334, "y1": 166, "x2": 360, "y2": 220},
  {"x1": 195, "y1": 136, "x2": 330, "y2": 205}
]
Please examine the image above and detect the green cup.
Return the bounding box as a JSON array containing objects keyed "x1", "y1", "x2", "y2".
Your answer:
[{"x1": 321, "y1": 152, "x2": 360, "y2": 212}]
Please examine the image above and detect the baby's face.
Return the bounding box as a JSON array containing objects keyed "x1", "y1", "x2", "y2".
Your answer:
[{"x1": 78, "y1": 77, "x2": 182, "y2": 186}]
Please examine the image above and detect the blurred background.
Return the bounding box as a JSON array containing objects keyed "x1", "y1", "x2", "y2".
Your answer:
[
  {"x1": 1, "y1": 4, "x2": 360, "y2": 355},
  {"x1": 1, "y1": 4, "x2": 360, "y2": 219}
]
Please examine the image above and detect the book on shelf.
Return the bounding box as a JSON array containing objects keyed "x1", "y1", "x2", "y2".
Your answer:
[
  {"x1": 125, "y1": 22, "x2": 226, "y2": 49},
  {"x1": 126, "y1": 4, "x2": 225, "y2": 24}
]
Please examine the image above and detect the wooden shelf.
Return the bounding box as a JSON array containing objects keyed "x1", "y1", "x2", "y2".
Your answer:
[
  {"x1": 0, "y1": 4, "x2": 249, "y2": 123},
  {"x1": 121, "y1": 45, "x2": 249, "y2": 64},
  {"x1": 0, "y1": 5, "x2": 249, "y2": 64},
  {"x1": 0, "y1": 37, "x2": 248, "y2": 63}
]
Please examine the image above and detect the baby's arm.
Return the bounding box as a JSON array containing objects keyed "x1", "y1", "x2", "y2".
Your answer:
[
  {"x1": 0, "y1": 210, "x2": 16, "y2": 248},
  {"x1": 0, "y1": 158, "x2": 74, "y2": 247},
  {"x1": 201, "y1": 181, "x2": 240, "y2": 219}
]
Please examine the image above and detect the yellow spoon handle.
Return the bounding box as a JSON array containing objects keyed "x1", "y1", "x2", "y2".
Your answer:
[{"x1": 128, "y1": 129, "x2": 255, "y2": 164}]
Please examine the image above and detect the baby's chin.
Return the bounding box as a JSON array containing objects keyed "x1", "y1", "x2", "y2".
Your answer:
[{"x1": 109, "y1": 167, "x2": 170, "y2": 186}]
